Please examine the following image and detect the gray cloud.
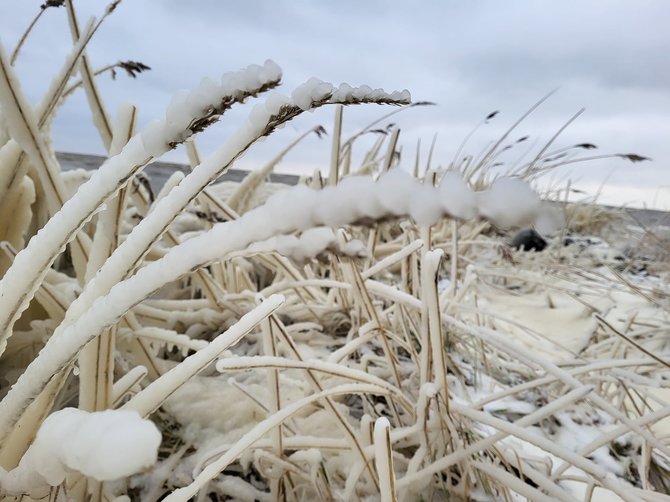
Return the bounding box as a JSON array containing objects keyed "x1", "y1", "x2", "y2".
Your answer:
[{"x1": 0, "y1": 0, "x2": 668, "y2": 208}]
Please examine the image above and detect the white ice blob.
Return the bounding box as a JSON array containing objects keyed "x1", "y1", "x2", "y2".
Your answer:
[
  {"x1": 292, "y1": 77, "x2": 333, "y2": 111},
  {"x1": 376, "y1": 169, "x2": 419, "y2": 216},
  {"x1": 477, "y1": 176, "x2": 540, "y2": 228},
  {"x1": 1, "y1": 408, "x2": 161, "y2": 494},
  {"x1": 438, "y1": 171, "x2": 478, "y2": 219}
]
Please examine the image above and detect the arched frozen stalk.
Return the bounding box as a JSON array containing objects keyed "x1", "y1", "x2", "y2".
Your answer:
[
  {"x1": 0, "y1": 163, "x2": 542, "y2": 437},
  {"x1": 0, "y1": 60, "x2": 283, "y2": 355},
  {"x1": 122, "y1": 295, "x2": 284, "y2": 418},
  {"x1": 56, "y1": 80, "x2": 413, "y2": 335},
  {"x1": 374, "y1": 417, "x2": 397, "y2": 502},
  {"x1": 0, "y1": 80, "x2": 414, "y2": 436}
]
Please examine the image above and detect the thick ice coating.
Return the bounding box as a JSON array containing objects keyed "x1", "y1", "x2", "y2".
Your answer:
[
  {"x1": 291, "y1": 77, "x2": 334, "y2": 111},
  {"x1": 0, "y1": 408, "x2": 161, "y2": 494},
  {"x1": 476, "y1": 176, "x2": 541, "y2": 228},
  {"x1": 439, "y1": 171, "x2": 478, "y2": 219},
  {"x1": 140, "y1": 59, "x2": 283, "y2": 157},
  {"x1": 255, "y1": 169, "x2": 540, "y2": 230},
  {"x1": 245, "y1": 227, "x2": 368, "y2": 262}
]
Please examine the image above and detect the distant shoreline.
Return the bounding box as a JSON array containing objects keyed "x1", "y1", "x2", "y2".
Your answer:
[
  {"x1": 56, "y1": 151, "x2": 668, "y2": 230},
  {"x1": 56, "y1": 151, "x2": 299, "y2": 191}
]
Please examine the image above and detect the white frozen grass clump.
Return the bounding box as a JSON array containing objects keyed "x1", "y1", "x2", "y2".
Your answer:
[
  {"x1": 0, "y1": 408, "x2": 161, "y2": 494},
  {"x1": 0, "y1": 169, "x2": 543, "y2": 439},
  {"x1": 0, "y1": 57, "x2": 285, "y2": 360},
  {"x1": 257, "y1": 169, "x2": 541, "y2": 229},
  {"x1": 0, "y1": 77, "x2": 419, "y2": 435},
  {"x1": 476, "y1": 176, "x2": 541, "y2": 228}
]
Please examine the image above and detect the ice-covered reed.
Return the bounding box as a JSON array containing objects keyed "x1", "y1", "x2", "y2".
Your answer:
[
  {"x1": 0, "y1": 58, "x2": 283, "y2": 352},
  {"x1": 0, "y1": 2, "x2": 668, "y2": 501}
]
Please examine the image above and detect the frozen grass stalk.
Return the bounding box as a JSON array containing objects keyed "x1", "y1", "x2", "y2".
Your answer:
[
  {"x1": 0, "y1": 59, "x2": 283, "y2": 355},
  {"x1": 374, "y1": 417, "x2": 397, "y2": 502}
]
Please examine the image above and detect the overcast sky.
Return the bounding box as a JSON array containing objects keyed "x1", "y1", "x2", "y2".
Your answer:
[{"x1": 1, "y1": 0, "x2": 669, "y2": 209}]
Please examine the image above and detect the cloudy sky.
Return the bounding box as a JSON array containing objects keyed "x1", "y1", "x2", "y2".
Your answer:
[{"x1": 1, "y1": 0, "x2": 669, "y2": 209}]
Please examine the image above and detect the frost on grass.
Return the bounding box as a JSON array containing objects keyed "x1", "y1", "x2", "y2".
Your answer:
[{"x1": 0, "y1": 7, "x2": 668, "y2": 501}]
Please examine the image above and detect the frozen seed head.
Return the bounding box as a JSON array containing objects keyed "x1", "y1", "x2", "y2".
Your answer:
[
  {"x1": 221, "y1": 60, "x2": 281, "y2": 97},
  {"x1": 330, "y1": 83, "x2": 353, "y2": 102},
  {"x1": 140, "y1": 118, "x2": 170, "y2": 157},
  {"x1": 139, "y1": 60, "x2": 284, "y2": 158},
  {"x1": 258, "y1": 59, "x2": 282, "y2": 83},
  {"x1": 292, "y1": 77, "x2": 334, "y2": 111},
  {"x1": 186, "y1": 77, "x2": 221, "y2": 117},
  {"x1": 248, "y1": 103, "x2": 274, "y2": 132},
  {"x1": 241, "y1": 64, "x2": 264, "y2": 89},
  {"x1": 330, "y1": 83, "x2": 411, "y2": 104},
  {"x1": 353, "y1": 84, "x2": 373, "y2": 99},
  {"x1": 390, "y1": 89, "x2": 411, "y2": 101},
  {"x1": 264, "y1": 91, "x2": 292, "y2": 116},
  {"x1": 165, "y1": 89, "x2": 193, "y2": 139}
]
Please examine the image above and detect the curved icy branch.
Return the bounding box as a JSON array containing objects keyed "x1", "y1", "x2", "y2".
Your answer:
[{"x1": 0, "y1": 61, "x2": 282, "y2": 356}]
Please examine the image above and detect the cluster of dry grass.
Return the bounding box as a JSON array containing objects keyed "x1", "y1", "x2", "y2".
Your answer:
[{"x1": 0, "y1": 1, "x2": 669, "y2": 501}]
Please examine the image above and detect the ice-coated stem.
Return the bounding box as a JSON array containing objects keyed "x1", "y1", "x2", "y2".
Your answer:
[
  {"x1": 374, "y1": 417, "x2": 397, "y2": 502},
  {"x1": 422, "y1": 250, "x2": 448, "y2": 405},
  {"x1": 122, "y1": 295, "x2": 284, "y2": 417},
  {"x1": 0, "y1": 39, "x2": 92, "y2": 278},
  {"x1": 162, "y1": 383, "x2": 390, "y2": 502},
  {"x1": 78, "y1": 102, "x2": 137, "y2": 414},
  {"x1": 328, "y1": 104, "x2": 343, "y2": 186},
  {"x1": 65, "y1": 0, "x2": 114, "y2": 150},
  {"x1": 0, "y1": 168, "x2": 541, "y2": 436},
  {"x1": 0, "y1": 60, "x2": 282, "y2": 356}
]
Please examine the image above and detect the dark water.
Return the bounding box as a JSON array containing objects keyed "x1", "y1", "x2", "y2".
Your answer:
[{"x1": 56, "y1": 151, "x2": 299, "y2": 193}]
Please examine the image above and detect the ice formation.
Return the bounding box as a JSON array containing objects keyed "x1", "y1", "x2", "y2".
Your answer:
[
  {"x1": 0, "y1": 408, "x2": 161, "y2": 495},
  {"x1": 244, "y1": 227, "x2": 369, "y2": 262},
  {"x1": 142, "y1": 59, "x2": 282, "y2": 155},
  {"x1": 0, "y1": 60, "x2": 284, "y2": 357},
  {"x1": 0, "y1": 75, "x2": 422, "y2": 436},
  {"x1": 1, "y1": 13, "x2": 663, "y2": 497},
  {"x1": 476, "y1": 176, "x2": 540, "y2": 228},
  {"x1": 291, "y1": 77, "x2": 334, "y2": 111}
]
